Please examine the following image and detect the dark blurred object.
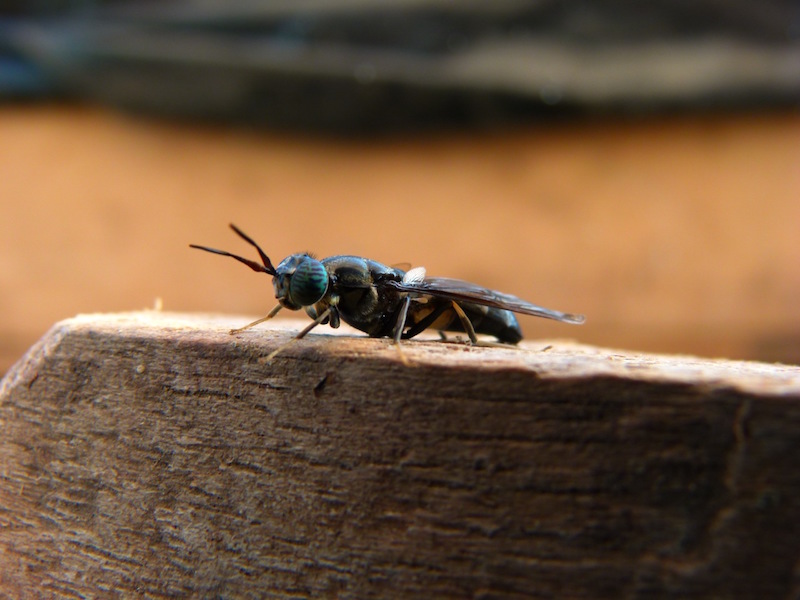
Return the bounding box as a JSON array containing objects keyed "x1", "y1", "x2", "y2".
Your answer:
[{"x1": 2, "y1": 0, "x2": 799, "y2": 131}]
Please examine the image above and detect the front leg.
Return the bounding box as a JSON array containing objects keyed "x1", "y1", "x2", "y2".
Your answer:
[
  {"x1": 307, "y1": 293, "x2": 341, "y2": 329},
  {"x1": 263, "y1": 299, "x2": 340, "y2": 363},
  {"x1": 230, "y1": 303, "x2": 283, "y2": 334},
  {"x1": 294, "y1": 306, "x2": 334, "y2": 340},
  {"x1": 328, "y1": 305, "x2": 341, "y2": 329}
]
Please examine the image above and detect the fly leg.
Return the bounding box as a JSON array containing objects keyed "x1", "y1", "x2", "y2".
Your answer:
[
  {"x1": 402, "y1": 302, "x2": 477, "y2": 345},
  {"x1": 230, "y1": 304, "x2": 283, "y2": 334},
  {"x1": 420, "y1": 302, "x2": 512, "y2": 348},
  {"x1": 260, "y1": 306, "x2": 334, "y2": 363},
  {"x1": 449, "y1": 302, "x2": 479, "y2": 345},
  {"x1": 401, "y1": 302, "x2": 451, "y2": 340},
  {"x1": 392, "y1": 297, "x2": 412, "y2": 344},
  {"x1": 450, "y1": 303, "x2": 517, "y2": 349},
  {"x1": 390, "y1": 265, "x2": 428, "y2": 365},
  {"x1": 392, "y1": 296, "x2": 413, "y2": 367}
]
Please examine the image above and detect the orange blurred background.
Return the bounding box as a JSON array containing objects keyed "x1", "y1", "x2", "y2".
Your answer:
[{"x1": 1, "y1": 103, "x2": 798, "y2": 374}]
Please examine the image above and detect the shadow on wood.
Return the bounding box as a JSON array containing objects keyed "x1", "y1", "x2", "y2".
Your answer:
[{"x1": 1, "y1": 312, "x2": 799, "y2": 598}]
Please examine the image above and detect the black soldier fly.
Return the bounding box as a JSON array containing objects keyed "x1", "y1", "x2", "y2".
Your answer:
[{"x1": 190, "y1": 224, "x2": 584, "y2": 357}]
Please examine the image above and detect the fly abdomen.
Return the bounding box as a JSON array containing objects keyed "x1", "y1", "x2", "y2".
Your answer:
[{"x1": 462, "y1": 304, "x2": 523, "y2": 344}]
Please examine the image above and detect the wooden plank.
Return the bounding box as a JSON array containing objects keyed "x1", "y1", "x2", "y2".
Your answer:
[{"x1": 1, "y1": 311, "x2": 799, "y2": 598}]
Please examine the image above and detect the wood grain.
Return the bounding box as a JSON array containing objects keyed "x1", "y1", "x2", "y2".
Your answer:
[{"x1": 1, "y1": 312, "x2": 799, "y2": 598}]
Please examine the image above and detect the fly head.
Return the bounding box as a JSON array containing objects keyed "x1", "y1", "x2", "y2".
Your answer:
[{"x1": 273, "y1": 254, "x2": 330, "y2": 310}]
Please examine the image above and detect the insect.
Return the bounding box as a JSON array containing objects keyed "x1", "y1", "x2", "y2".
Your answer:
[{"x1": 190, "y1": 224, "x2": 584, "y2": 355}]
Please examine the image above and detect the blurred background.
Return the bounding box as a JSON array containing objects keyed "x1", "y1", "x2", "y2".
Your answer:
[{"x1": 1, "y1": 0, "x2": 799, "y2": 375}]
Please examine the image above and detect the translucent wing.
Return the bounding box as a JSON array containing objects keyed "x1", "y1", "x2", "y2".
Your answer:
[{"x1": 385, "y1": 276, "x2": 585, "y2": 324}]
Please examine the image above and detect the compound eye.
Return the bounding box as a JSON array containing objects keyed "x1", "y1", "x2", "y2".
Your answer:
[{"x1": 289, "y1": 259, "x2": 329, "y2": 306}]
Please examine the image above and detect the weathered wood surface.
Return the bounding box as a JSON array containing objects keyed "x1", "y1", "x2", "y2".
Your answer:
[{"x1": 1, "y1": 312, "x2": 799, "y2": 599}]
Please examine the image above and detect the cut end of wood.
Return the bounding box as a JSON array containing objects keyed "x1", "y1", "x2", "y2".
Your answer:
[{"x1": 2, "y1": 311, "x2": 799, "y2": 598}]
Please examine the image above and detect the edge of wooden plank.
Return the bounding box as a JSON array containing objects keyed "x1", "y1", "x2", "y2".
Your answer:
[{"x1": 3, "y1": 311, "x2": 799, "y2": 398}]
